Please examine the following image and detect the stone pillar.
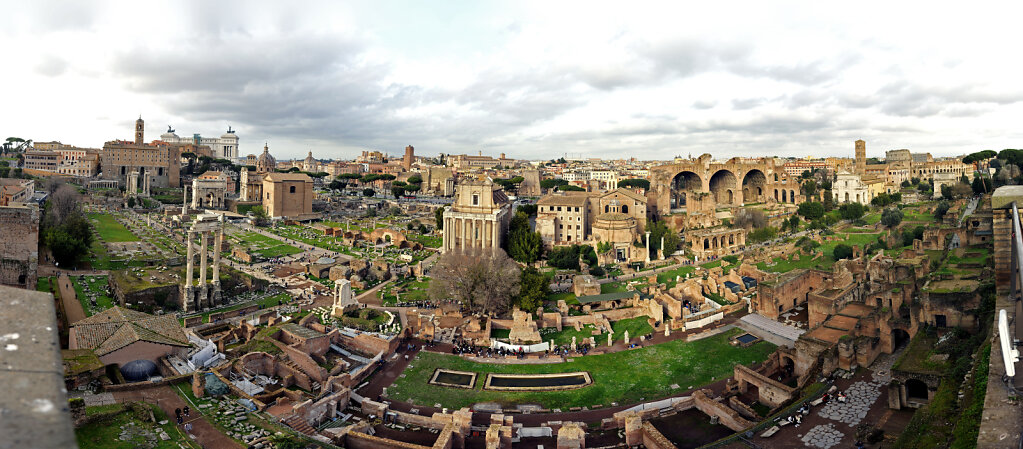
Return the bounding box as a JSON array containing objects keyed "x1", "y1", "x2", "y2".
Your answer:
[
  {"x1": 492, "y1": 218, "x2": 499, "y2": 254},
  {"x1": 181, "y1": 185, "x2": 188, "y2": 216},
  {"x1": 660, "y1": 236, "x2": 665, "y2": 259},
  {"x1": 211, "y1": 224, "x2": 223, "y2": 306},
  {"x1": 199, "y1": 231, "x2": 209, "y2": 308},
  {"x1": 184, "y1": 230, "x2": 195, "y2": 312},
  {"x1": 645, "y1": 231, "x2": 651, "y2": 263}
]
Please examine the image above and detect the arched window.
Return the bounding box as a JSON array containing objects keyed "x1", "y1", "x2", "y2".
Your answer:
[{"x1": 622, "y1": 205, "x2": 629, "y2": 214}]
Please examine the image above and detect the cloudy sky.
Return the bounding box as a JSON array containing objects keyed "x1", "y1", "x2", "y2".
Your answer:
[{"x1": 3, "y1": 0, "x2": 1022, "y2": 161}]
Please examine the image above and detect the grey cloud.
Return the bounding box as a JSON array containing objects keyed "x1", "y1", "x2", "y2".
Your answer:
[
  {"x1": 874, "y1": 81, "x2": 1023, "y2": 117},
  {"x1": 692, "y1": 100, "x2": 717, "y2": 109},
  {"x1": 34, "y1": 55, "x2": 67, "y2": 77},
  {"x1": 731, "y1": 97, "x2": 766, "y2": 110}
]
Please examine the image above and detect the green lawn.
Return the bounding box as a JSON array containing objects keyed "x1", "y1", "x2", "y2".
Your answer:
[
  {"x1": 88, "y1": 213, "x2": 139, "y2": 242},
  {"x1": 407, "y1": 233, "x2": 442, "y2": 248},
  {"x1": 75, "y1": 402, "x2": 198, "y2": 449},
  {"x1": 656, "y1": 265, "x2": 698, "y2": 287},
  {"x1": 547, "y1": 291, "x2": 579, "y2": 305},
  {"x1": 254, "y1": 244, "x2": 303, "y2": 258},
  {"x1": 388, "y1": 327, "x2": 775, "y2": 409},
  {"x1": 381, "y1": 278, "x2": 431, "y2": 305},
  {"x1": 72, "y1": 275, "x2": 117, "y2": 317}
]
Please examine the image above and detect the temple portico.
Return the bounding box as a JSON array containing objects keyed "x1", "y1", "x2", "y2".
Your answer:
[{"x1": 181, "y1": 213, "x2": 225, "y2": 312}]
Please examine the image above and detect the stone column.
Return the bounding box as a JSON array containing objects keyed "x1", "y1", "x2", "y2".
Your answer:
[
  {"x1": 492, "y1": 218, "x2": 499, "y2": 254},
  {"x1": 211, "y1": 226, "x2": 223, "y2": 305},
  {"x1": 184, "y1": 230, "x2": 195, "y2": 312},
  {"x1": 185, "y1": 230, "x2": 195, "y2": 287},
  {"x1": 660, "y1": 236, "x2": 665, "y2": 259},
  {"x1": 181, "y1": 185, "x2": 188, "y2": 215},
  {"x1": 199, "y1": 231, "x2": 209, "y2": 308},
  {"x1": 645, "y1": 231, "x2": 651, "y2": 263}
]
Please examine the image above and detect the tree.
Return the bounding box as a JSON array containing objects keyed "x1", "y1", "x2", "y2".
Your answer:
[
  {"x1": 748, "y1": 227, "x2": 777, "y2": 243},
  {"x1": 901, "y1": 180, "x2": 912, "y2": 188},
  {"x1": 953, "y1": 182, "x2": 973, "y2": 199},
  {"x1": 515, "y1": 267, "x2": 550, "y2": 312},
  {"x1": 617, "y1": 179, "x2": 651, "y2": 190},
  {"x1": 881, "y1": 208, "x2": 903, "y2": 228},
  {"x1": 250, "y1": 205, "x2": 269, "y2": 226},
  {"x1": 838, "y1": 203, "x2": 865, "y2": 220},
  {"x1": 645, "y1": 219, "x2": 679, "y2": 257},
  {"x1": 733, "y1": 208, "x2": 767, "y2": 229},
  {"x1": 934, "y1": 201, "x2": 951, "y2": 220},
  {"x1": 388, "y1": 206, "x2": 403, "y2": 216},
  {"x1": 419, "y1": 223, "x2": 429, "y2": 234},
  {"x1": 801, "y1": 170, "x2": 813, "y2": 179},
  {"x1": 127, "y1": 196, "x2": 136, "y2": 208},
  {"x1": 972, "y1": 176, "x2": 990, "y2": 195},
  {"x1": 559, "y1": 184, "x2": 585, "y2": 192},
  {"x1": 508, "y1": 212, "x2": 544, "y2": 264},
  {"x1": 517, "y1": 204, "x2": 538, "y2": 216},
  {"x1": 822, "y1": 190, "x2": 834, "y2": 211},
  {"x1": 328, "y1": 180, "x2": 346, "y2": 191},
  {"x1": 801, "y1": 180, "x2": 818, "y2": 198},
  {"x1": 428, "y1": 249, "x2": 521, "y2": 315},
  {"x1": 391, "y1": 186, "x2": 406, "y2": 198},
  {"x1": 797, "y1": 202, "x2": 824, "y2": 220},
  {"x1": 833, "y1": 244, "x2": 854, "y2": 260},
  {"x1": 41, "y1": 188, "x2": 94, "y2": 267},
  {"x1": 539, "y1": 179, "x2": 568, "y2": 190},
  {"x1": 362, "y1": 188, "x2": 375, "y2": 197},
  {"x1": 787, "y1": 215, "x2": 800, "y2": 232},
  {"x1": 435, "y1": 206, "x2": 445, "y2": 230},
  {"x1": 547, "y1": 246, "x2": 580, "y2": 270},
  {"x1": 902, "y1": 225, "x2": 926, "y2": 246},
  {"x1": 963, "y1": 150, "x2": 997, "y2": 164}
]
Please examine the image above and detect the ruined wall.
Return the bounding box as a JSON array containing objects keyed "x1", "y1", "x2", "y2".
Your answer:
[
  {"x1": 692, "y1": 390, "x2": 754, "y2": 432},
  {"x1": 641, "y1": 422, "x2": 679, "y2": 449},
  {"x1": 755, "y1": 269, "x2": 829, "y2": 320},
  {"x1": 345, "y1": 431, "x2": 432, "y2": 449},
  {"x1": 733, "y1": 364, "x2": 797, "y2": 408},
  {"x1": 0, "y1": 205, "x2": 38, "y2": 289}
]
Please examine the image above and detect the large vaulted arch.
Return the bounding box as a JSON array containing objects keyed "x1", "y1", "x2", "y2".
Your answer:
[
  {"x1": 670, "y1": 171, "x2": 702, "y2": 209},
  {"x1": 709, "y1": 169, "x2": 737, "y2": 206},
  {"x1": 742, "y1": 169, "x2": 767, "y2": 203}
]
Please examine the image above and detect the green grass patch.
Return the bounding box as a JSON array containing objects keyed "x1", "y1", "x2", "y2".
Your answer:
[
  {"x1": 547, "y1": 291, "x2": 579, "y2": 305},
  {"x1": 656, "y1": 265, "x2": 697, "y2": 287},
  {"x1": 75, "y1": 402, "x2": 198, "y2": 449},
  {"x1": 88, "y1": 213, "x2": 139, "y2": 242},
  {"x1": 72, "y1": 275, "x2": 117, "y2": 317},
  {"x1": 388, "y1": 327, "x2": 775, "y2": 410}
]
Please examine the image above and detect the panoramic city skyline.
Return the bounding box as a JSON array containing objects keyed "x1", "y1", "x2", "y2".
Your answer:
[{"x1": 3, "y1": 0, "x2": 1022, "y2": 160}]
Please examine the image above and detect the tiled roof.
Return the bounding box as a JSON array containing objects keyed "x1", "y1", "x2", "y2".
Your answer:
[
  {"x1": 264, "y1": 172, "x2": 312, "y2": 182},
  {"x1": 72, "y1": 306, "x2": 188, "y2": 356}
]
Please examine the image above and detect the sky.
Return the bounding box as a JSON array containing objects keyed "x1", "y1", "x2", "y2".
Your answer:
[{"x1": 3, "y1": 0, "x2": 1022, "y2": 161}]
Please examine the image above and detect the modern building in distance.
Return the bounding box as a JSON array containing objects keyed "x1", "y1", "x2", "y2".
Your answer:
[
  {"x1": 441, "y1": 178, "x2": 512, "y2": 254},
  {"x1": 100, "y1": 117, "x2": 181, "y2": 188},
  {"x1": 159, "y1": 125, "x2": 240, "y2": 160}
]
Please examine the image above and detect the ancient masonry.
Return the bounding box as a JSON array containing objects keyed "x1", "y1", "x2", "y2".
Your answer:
[
  {"x1": 181, "y1": 214, "x2": 225, "y2": 312},
  {"x1": 0, "y1": 205, "x2": 39, "y2": 289}
]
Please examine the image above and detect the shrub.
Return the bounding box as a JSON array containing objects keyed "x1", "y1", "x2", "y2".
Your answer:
[{"x1": 833, "y1": 244, "x2": 854, "y2": 260}]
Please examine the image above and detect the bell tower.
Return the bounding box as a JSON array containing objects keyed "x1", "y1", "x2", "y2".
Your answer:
[
  {"x1": 135, "y1": 116, "x2": 145, "y2": 145},
  {"x1": 854, "y1": 139, "x2": 866, "y2": 176}
]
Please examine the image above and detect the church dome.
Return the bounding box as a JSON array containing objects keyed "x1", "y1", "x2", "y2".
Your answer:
[{"x1": 256, "y1": 143, "x2": 276, "y2": 172}]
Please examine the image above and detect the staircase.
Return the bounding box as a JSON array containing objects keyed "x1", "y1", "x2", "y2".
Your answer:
[{"x1": 283, "y1": 414, "x2": 317, "y2": 435}]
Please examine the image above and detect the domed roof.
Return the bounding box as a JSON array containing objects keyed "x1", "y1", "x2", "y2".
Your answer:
[
  {"x1": 304, "y1": 151, "x2": 315, "y2": 163},
  {"x1": 120, "y1": 359, "x2": 157, "y2": 382},
  {"x1": 257, "y1": 143, "x2": 276, "y2": 167}
]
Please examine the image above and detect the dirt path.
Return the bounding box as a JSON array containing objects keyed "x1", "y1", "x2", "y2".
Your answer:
[
  {"x1": 57, "y1": 273, "x2": 87, "y2": 324},
  {"x1": 114, "y1": 385, "x2": 244, "y2": 449}
]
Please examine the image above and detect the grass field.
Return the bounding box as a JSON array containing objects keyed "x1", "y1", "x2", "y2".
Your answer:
[
  {"x1": 72, "y1": 275, "x2": 117, "y2": 317},
  {"x1": 756, "y1": 231, "x2": 882, "y2": 273},
  {"x1": 388, "y1": 327, "x2": 775, "y2": 409},
  {"x1": 88, "y1": 213, "x2": 139, "y2": 242},
  {"x1": 381, "y1": 278, "x2": 431, "y2": 305},
  {"x1": 75, "y1": 403, "x2": 197, "y2": 449}
]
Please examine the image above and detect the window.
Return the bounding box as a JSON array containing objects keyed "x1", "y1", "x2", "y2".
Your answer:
[{"x1": 290, "y1": 186, "x2": 296, "y2": 194}]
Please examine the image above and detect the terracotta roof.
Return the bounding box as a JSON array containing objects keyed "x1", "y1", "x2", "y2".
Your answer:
[
  {"x1": 72, "y1": 307, "x2": 188, "y2": 356},
  {"x1": 537, "y1": 194, "x2": 589, "y2": 207},
  {"x1": 602, "y1": 188, "x2": 646, "y2": 202},
  {"x1": 264, "y1": 172, "x2": 313, "y2": 182}
]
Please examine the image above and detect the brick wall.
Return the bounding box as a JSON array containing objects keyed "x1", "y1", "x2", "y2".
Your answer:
[{"x1": 0, "y1": 205, "x2": 39, "y2": 289}]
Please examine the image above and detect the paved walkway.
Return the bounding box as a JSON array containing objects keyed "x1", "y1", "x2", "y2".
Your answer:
[{"x1": 57, "y1": 273, "x2": 87, "y2": 325}]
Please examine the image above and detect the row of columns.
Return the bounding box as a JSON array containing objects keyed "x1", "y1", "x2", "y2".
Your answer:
[
  {"x1": 444, "y1": 215, "x2": 499, "y2": 254},
  {"x1": 183, "y1": 224, "x2": 224, "y2": 312}
]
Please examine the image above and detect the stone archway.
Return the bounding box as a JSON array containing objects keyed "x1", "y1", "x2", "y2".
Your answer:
[
  {"x1": 709, "y1": 169, "x2": 737, "y2": 206},
  {"x1": 671, "y1": 171, "x2": 703, "y2": 209},
  {"x1": 906, "y1": 379, "x2": 928, "y2": 401},
  {"x1": 742, "y1": 169, "x2": 767, "y2": 203}
]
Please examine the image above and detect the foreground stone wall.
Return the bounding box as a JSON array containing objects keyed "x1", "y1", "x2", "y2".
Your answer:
[{"x1": 0, "y1": 205, "x2": 38, "y2": 289}]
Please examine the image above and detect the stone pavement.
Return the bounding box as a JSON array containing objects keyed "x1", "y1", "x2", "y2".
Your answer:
[
  {"x1": 801, "y1": 423, "x2": 845, "y2": 449},
  {"x1": 815, "y1": 380, "x2": 882, "y2": 426}
]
